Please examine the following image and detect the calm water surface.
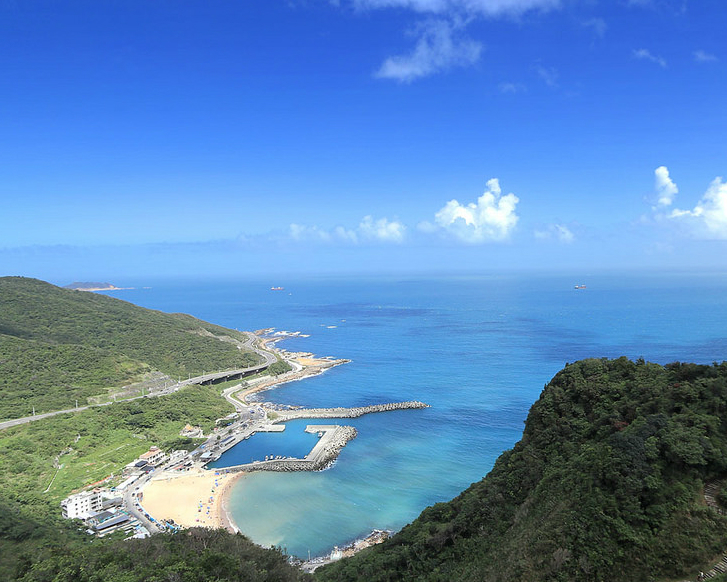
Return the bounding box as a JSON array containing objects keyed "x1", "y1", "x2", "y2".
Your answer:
[{"x1": 114, "y1": 272, "x2": 727, "y2": 557}]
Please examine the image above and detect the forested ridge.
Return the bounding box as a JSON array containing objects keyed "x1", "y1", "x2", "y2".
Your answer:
[
  {"x1": 317, "y1": 358, "x2": 727, "y2": 582},
  {"x1": 0, "y1": 277, "x2": 260, "y2": 419},
  {"x1": 0, "y1": 277, "x2": 309, "y2": 581}
]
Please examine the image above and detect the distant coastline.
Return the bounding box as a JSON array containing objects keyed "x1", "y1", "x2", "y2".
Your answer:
[{"x1": 64, "y1": 281, "x2": 134, "y2": 292}]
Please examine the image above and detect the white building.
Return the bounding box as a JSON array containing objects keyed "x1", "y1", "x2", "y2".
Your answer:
[
  {"x1": 139, "y1": 446, "x2": 166, "y2": 466},
  {"x1": 169, "y1": 449, "x2": 188, "y2": 464},
  {"x1": 61, "y1": 489, "x2": 103, "y2": 520}
]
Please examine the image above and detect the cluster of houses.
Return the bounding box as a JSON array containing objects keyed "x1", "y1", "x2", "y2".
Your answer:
[
  {"x1": 60, "y1": 445, "x2": 188, "y2": 538},
  {"x1": 59, "y1": 488, "x2": 143, "y2": 537}
]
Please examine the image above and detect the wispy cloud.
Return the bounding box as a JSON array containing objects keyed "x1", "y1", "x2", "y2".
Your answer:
[
  {"x1": 352, "y1": 0, "x2": 560, "y2": 17},
  {"x1": 421, "y1": 178, "x2": 520, "y2": 243},
  {"x1": 535, "y1": 64, "x2": 558, "y2": 87},
  {"x1": 693, "y1": 50, "x2": 718, "y2": 63},
  {"x1": 342, "y1": 0, "x2": 562, "y2": 81},
  {"x1": 376, "y1": 19, "x2": 482, "y2": 82},
  {"x1": 654, "y1": 165, "x2": 678, "y2": 207},
  {"x1": 633, "y1": 48, "x2": 667, "y2": 68},
  {"x1": 582, "y1": 17, "x2": 607, "y2": 38},
  {"x1": 357, "y1": 215, "x2": 407, "y2": 242},
  {"x1": 498, "y1": 81, "x2": 526, "y2": 94},
  {"x1": 534, "y1": 224, "x2": 574, "y2": 243},
  {"x1": 289, "y1": 215, "x2": 406, "y2": 244}
]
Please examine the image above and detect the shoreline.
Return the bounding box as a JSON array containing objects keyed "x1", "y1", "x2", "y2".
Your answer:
[
  {"x1": 140, "y1": 331, "x2": 397, "y2": 562},
  {"x1": 141, "y1": 469, "x2": 244, "y2": 533},
  {"x1": 141, "y1": 334, "x2": 350, "y2": 537}
]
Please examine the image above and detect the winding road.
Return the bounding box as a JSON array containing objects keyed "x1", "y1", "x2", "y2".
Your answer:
[{"x1": 0, "y1": 331, "x2": 277, "y2": 431}]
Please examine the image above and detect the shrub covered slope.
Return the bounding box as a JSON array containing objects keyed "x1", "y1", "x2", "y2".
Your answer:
[
  {"x1": 317, "y1": 358, "x2": 727, "y2": 582},
  {"x1": 0, "y1": 276, "x2": 260, "y2": 418}
]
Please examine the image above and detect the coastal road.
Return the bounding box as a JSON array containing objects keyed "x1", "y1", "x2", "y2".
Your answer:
[
  {"x1": 0, "y1": 332, "x2": 280, "y2": 431},
  {"x1": 123, "y1": 474, "x2": 161, "y2": 535}
]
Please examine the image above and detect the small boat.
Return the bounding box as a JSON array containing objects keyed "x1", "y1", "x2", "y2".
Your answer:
[
  {"x1": 270, "y1": 286, "x2": 284, "y2": 291},
  {"x1": 574, "y1": 284, "x2": 587, "y2": 290}
]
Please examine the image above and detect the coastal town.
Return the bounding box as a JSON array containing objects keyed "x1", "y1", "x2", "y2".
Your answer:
[{"x1": 58, "y1": 329, "x2": 429, "y2": 564}]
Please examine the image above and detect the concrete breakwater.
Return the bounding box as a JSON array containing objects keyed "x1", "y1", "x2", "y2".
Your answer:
[
  {"x1": 201, "y1": 402, "x2": 429, "y2": 467},
  {"x1": 276, "y1": 401, "x2": 430, "y2": 421},
  {"x1": 220, "y1": 425, "x2": 357, "y2": 473}
]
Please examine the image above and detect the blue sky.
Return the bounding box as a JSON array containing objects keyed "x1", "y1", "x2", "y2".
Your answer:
[{"x1": 1, "y1": 0, "x2": 726, "y2": 281}]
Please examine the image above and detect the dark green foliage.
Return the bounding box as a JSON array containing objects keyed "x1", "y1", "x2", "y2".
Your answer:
[
  {"x1": 0, "y1": 387, "x2": 235, "y2": 578},
  {"x1": 0, "y1": 496, "x2": 87, "y2": 581},
  {"x1": 0, "y1": 277, "x2": 261, "y2": 419},
  {"x1": 0, "y1": 334, "x2": 150, "y2": 417},
  {"x1": 317, "y1": 358, "x2": 727, "y2": 582},
  {"x1": 269, "y1": 360, "x2": 293, "y2": 376},
  {"x1": 14, "y1": 527, "x2": 311, "y2": 582}
]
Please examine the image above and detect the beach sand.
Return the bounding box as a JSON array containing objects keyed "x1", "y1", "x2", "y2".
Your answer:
[{"x1": 141, "y1": 469, "x2": 243, "y2": 532}]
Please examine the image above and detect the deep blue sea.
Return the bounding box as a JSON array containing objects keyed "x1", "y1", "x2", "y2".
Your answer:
[{"x1": 112, "y1": 271, "x2": 727, "y2": 558}]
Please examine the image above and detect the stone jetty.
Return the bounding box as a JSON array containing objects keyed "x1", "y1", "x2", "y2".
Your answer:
[
  {"x1": 208, "y1": 401, "x2": 429, "y2": 475},
  {"x1": 276, "y1": 401, "x2": 430, "y2": 421},
  {"x1": 220, "y1": 425, "x2": 358, "y2": 473}
]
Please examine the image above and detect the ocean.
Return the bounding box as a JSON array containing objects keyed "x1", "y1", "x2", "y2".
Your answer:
[{"x1": 115, "y1": 271, "x2": 727, "y2": 558}]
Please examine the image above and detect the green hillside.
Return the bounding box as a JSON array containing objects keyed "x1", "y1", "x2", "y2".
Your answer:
[
  {"x1": 14, "y1": 527, "x2": 311, "y2": 582},
  {"x1": 317, "y1": 358, "x2": 727, "y2": 582},
  {"x1": 0, "y1": 277, "x2": 260, "y2": 419},
  {"x1": 0, "y1": 277, "x2": 306, "y2": 580}
]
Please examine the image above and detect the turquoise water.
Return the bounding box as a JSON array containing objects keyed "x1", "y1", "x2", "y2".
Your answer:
[
  {"x1": 208, "y1": 419, "x2": 331, "y2": 466},
  {"x1": 116, "y1": 272, "x2": 727, "y2": 558}
]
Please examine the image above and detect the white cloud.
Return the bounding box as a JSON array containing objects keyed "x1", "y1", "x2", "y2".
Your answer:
[
  {"x1": 582, "y1": 17, "x2": 607, "y2": 38},
  {"x1": 375, "y1": 19, "x2": 482, "y2": 82},
  {"x1": 358, "y1": 215, "x2": 407, "y2": 242},
  {"x1": 431, "y1": 178, "x2": 519, "y2": 243},
  {"x1": 633, "y1": 48, "x2": 666, "y2": 68},
  {"x1": 289, "y1": 216, "x2": 406, "y2": 244},
  {"x1": 654, "y1": 165, "x2": 678, "y2": 207},
  {"x1": 534, "y1": 224, "x2": 574, "y2": 243},
  {"x1": 694, "y1": 50, "x2": 718, "y2": 63},
  {"x1": 348, "y1": 0, "x2": 561, "y2": 82},
  {"x1": 498, "y1": 81, "x2": 526, "y2": 94},
  {"x1": 289, "y1": 223, "x2": 335, "y2": 242},
  {"x1": 670, "y1": 177, "x2": 727, "y2": 239},
  {"x1": 535, "y1": 64, "x2": 558, "y2": 87},
  {"x1": 352, "y1": 0, "x2": 560, "y2": 17}
]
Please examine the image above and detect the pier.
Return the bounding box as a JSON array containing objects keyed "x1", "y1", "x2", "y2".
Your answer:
[
  {"x1": 218, "y1": 425, "x2": 357, "y2": 473},
  {"x1": 275, "y1": 400, "x2": 430, "y2": 421},
  {"x1": 200, "y1": 400, "x2": 429, "y2": 473}
]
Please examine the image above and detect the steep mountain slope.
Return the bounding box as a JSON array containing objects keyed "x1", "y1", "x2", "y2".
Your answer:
[{"x1": 317, "y1": 358, "x2": 727, "y2": 582}]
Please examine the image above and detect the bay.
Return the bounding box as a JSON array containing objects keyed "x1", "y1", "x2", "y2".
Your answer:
[{"x1": 114, "y1": 271, "x2": 727, "y2": 558}]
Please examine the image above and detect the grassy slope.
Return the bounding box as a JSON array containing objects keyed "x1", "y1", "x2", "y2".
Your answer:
[
  {"x1": 317, "y1": 358, "x2": 727, "y2": 582},
  {"x1": 0, "y1": 276, "x2": 260, "y2": 419},
  {"x1": 0, "y1": 277, "x2": 309, "y2": 582},
  {"x1": 0, "y1": 385, "x2": 234, "y2": 578}
]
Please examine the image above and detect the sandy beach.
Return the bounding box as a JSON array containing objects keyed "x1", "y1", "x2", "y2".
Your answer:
[
  {"x1": 141, "y1": 469, "x2": 243, "y2": 532},
  {"x1": 140, "y1": 342, "x2": 349, "y2": 538}
]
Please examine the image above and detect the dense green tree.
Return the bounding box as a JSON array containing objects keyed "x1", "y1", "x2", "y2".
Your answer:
[
  {"x1": 0, "y1": 277, "x2": 261, "y2": 419},
  {"x1": 317, "y1": 358, "x2": 727, "y2": 582}
]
